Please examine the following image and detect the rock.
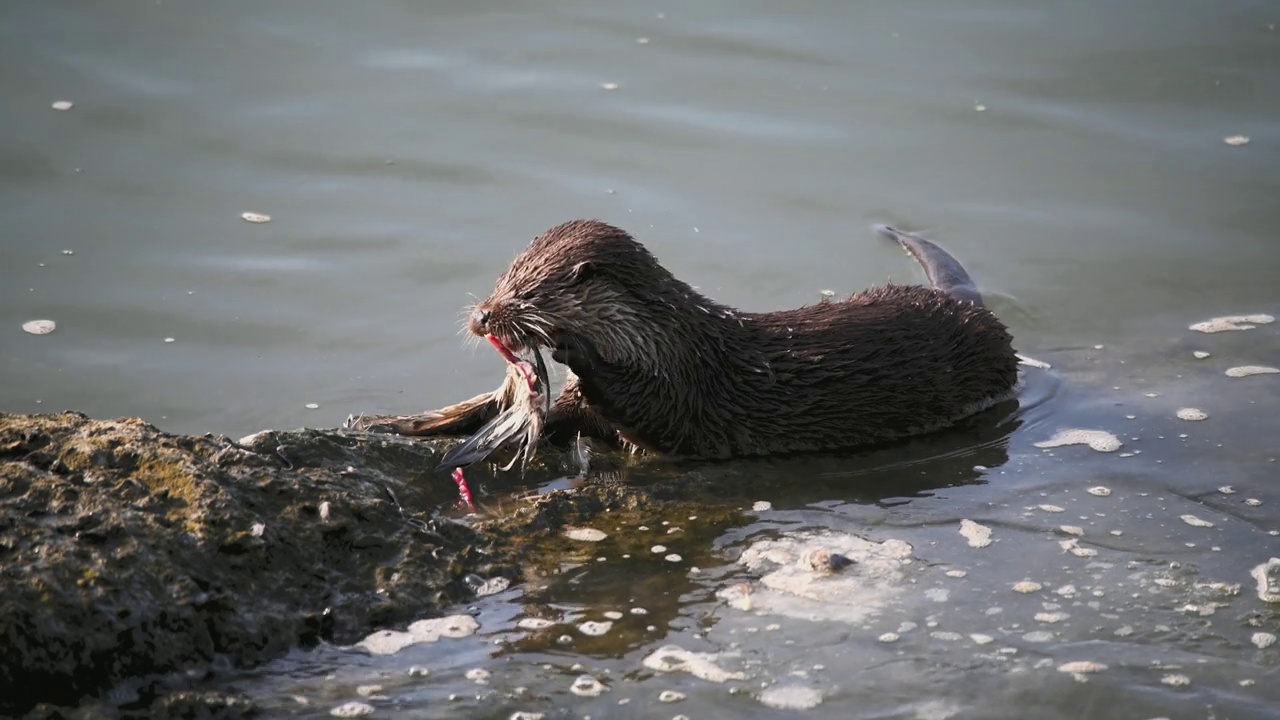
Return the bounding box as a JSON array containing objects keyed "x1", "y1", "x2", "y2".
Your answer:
[
  {"x1": 0, "y1": 412, "x2": 511, "y2": 716},
  {"x1": 0, "y1": 411, "x2": 747, "y2": 717}
]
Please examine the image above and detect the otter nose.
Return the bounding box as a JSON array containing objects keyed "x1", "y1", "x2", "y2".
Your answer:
[{"x1": 468, "y1": 307, "x2": 491, "y2": 336}]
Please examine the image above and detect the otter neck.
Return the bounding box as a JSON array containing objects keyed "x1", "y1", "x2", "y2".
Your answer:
[{"x1": 620, "y1": 280, "x2": 761, "y2": 380}]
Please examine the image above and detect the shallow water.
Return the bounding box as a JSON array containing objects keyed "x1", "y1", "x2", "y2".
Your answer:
[{"x1": 3, "y1": 1, "x2": 1279, "y2": 718}]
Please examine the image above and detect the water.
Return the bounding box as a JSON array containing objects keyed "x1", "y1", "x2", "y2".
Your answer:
[{"x1": 2, "y1": 1, "x2": 1278, "y2": 717}]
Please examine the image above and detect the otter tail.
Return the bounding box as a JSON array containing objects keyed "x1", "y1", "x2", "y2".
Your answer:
[{"x1": 874, "y1": 224, "x2": 984, "y2": 307}]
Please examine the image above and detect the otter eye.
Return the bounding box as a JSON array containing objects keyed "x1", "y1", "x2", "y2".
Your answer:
[{"x1": 568, "y1": 261, "x2": 595, "y2": 284}]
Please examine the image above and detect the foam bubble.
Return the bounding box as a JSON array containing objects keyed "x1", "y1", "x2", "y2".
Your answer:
[
  {"x1": 1225, "y1": 365, "x2": 1279, "y2": 378},
  {"x1": 1035, "y1": 612, "x2": 1069, "y2": 623},
  {"x1": 1189, "y1": 314, "x2": 1274, "y2": 332},
  {"x1": 1058, "y1": 661, "x2": 1107, "y2": 674},
  {"x1": 564, "y1": 527, "x2": 607, "y2": 542},
  {"x1": 642, "y1": 645, "x2": 745, "y2": 682},
  {"x1": 22, "y1": 319, "x2": 56, "y2": 335},
  {"x1": 757, "y1": 685, "x2": 823, "y2": 710},
  {"x1": 578, "y1": 621, "x2": 613, "y2": 636},
  {"x1": 959, "y1": 519, "x2": 992, "y2": 548},
  {"x1": 330, "y1": 702, "x2": 375, "y2": 717},
  {"x1": 1034, "y1": 429, "x2": 1121, "y2": 453},
  {"x1": 570, "y1": 675, "x2": 608, "y2": 697},
  {"x1": 355, "y1": 614, "x2": 479, "y2": 655},
  {"x1": 1180, "y1": 515, "x2": 1214, "y2": 528}
]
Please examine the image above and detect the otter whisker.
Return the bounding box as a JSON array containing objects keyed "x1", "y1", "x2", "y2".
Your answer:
[
  {"x1": 526, "y1": 324, "x2": 554, "y2": 347},
  {"x1": 518, "y1": 313, "x2": 559, "y2": 348}
]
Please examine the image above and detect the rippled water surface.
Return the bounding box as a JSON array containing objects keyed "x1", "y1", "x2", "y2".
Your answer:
[{"x1": 3, "y1": 1, "x2": 1279, "y2": 718}]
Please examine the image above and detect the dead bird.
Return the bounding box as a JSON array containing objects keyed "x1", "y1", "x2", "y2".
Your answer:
[{"x1": 433, "y1": 341, "x2": 551, "y2": 508}]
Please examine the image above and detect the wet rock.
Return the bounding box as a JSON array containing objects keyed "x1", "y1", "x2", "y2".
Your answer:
[
  {"x1": 0, "y1": 412, "x2": 512, "y2": 716},
  {"x1": 0, "y1": 411, "x2": 747, "y2": 717}
]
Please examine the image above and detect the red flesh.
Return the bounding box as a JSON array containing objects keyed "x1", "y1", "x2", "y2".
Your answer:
[
  {"x1": 451, "y1": 467, "x2": 475, "y2": 511},
  {"x1": 486, "y1": 334, "x2": 538, "y2": 392}
]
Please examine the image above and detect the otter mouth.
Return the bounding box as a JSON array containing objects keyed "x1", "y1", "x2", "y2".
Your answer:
[{"x1": 484, "y1": 335, "x2": 548, "y2": 395}]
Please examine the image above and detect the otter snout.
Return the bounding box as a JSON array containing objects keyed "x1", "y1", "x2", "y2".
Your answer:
[{"x1": 468, "y1": 307, "x2": 491, "y2": 336}]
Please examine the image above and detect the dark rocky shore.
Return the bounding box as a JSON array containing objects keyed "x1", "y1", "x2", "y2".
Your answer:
[{"x1": 0, "y1": 412, "x2": 739, "y2": 719}]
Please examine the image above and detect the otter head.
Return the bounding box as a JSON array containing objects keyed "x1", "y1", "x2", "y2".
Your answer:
[{"x1": 467, "y1": 219, "x2": 683, "y2": 369}]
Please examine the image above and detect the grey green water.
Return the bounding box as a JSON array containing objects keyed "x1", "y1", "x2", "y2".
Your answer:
[{"x1": 3, "y1": 1, "x2": 1279, "y2": 718}]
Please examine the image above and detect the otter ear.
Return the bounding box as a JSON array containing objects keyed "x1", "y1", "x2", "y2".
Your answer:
[{"x1": 569, "y1": 260, "x2": 595, "y2": 284}]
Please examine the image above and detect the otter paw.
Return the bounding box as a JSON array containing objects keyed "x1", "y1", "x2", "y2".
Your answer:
[{"x1": 551, "y1": 334, "x2": 601, "y2": 376}]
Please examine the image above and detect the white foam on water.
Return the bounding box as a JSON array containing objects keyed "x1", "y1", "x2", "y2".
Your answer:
[
  {"x1": 1225, "y1": 365, "x2": 1279, "y2": 378},
  {"x1": 564, "y1": 527, "x2": 607, "y2": 542},
  {"x1": 22, "y1": 319, "x2": 56, "y2": 335},
  {"x1": 757, "y1": 685, "x2": 823, "y2": 710},
  {"x1": 725, "y1": 530, "x2": 914, "y2": 624},
  {"x1": 641, "y1": 645, "x2": 745, "y2": 682},
  {"x1": 1189, "y1": 314, "x2": 1273, "y2": 333},
  {"x1": 354, "y1": 614, "x2": 479, "y2": 655},
  {"x1": 1034, "y1": 429, "x2": 1122, "y2": 453},
  {"x1": 959, "y1": 520, "x2": 992, "y2": 548}
]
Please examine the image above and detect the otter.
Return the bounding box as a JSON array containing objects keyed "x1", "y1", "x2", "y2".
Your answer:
[{"x1": 357, "y1": 220, "x2": 1020, "y2": 461}]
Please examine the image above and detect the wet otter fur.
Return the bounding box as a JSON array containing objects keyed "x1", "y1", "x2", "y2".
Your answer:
[{"x1": 363, "y1": 220, "x2": 1019, "y2": 460}]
